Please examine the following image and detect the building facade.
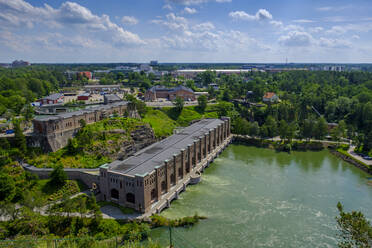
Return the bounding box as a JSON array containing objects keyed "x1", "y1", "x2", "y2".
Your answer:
[
  {"x1": 32, "y1": 101, "x2": 129, "y2": 151},
  {"x1": 145, "y1": 85, "x2": 195, "y2": 101},
  {"x1": 98, "y1": 118, "x2": 231, "y2": 214}
]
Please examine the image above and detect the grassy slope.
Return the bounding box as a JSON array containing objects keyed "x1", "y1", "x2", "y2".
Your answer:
[{"x1": 142, "y1": 109, "x2": 177, "y2": 137}]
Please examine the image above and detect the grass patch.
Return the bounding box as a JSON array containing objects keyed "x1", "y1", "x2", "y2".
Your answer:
[
  {"x1": 143, "y1": 109, "x2": 177, "y2": 137},
  {"x1": 161, "y1": 105, "x2": 220, "y2": 127},
  {"x1": 97, "y1": 201, "x2": 135, "y2": 214}
]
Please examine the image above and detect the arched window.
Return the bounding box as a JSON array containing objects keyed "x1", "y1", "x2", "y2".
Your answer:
[
  {"x1": 161, "y1": 181, "x2": 167, "y2": 193},
  {"x1": 126, "y1": 193, "x2": 135, "y2": 204},
  {"x1": 170, "y1": 174, "x2": 175, "y2": 186},
  {"x1": 111, "y1": 189, "x2": 119, "y2": 199},
  {"x1": 151, "y1": 189, "x2": 157, "y2": 202}
]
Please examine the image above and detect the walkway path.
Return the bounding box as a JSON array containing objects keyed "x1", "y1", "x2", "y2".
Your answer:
[{"x1": 347, "y1": 146, "x2": 372, "y2": 166}]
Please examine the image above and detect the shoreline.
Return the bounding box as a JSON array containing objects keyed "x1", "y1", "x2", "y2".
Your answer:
[{"x1": 232, "y1": 135, "x2": 372, "y2": 176}]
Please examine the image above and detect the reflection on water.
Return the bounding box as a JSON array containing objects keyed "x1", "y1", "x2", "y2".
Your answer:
[{"x1": 149, "y1": 145, "x2": 372, "y2": 248}]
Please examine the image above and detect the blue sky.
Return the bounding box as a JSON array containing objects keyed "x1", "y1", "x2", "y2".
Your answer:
[{"x1": 1, "y1": 0, "x2": 372, "y2": 63}]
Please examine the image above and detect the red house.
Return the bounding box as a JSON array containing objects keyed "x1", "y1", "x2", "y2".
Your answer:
[
  {"x1": 77, "y1": 93, "x2": 91, "y2": 101},
  {"x1": 78, "y1": 71, "x2": 92, "y2": 80}
]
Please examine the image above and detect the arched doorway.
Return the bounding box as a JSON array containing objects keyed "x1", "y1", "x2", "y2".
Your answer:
[
  {"x1": 126, "y1": 193, "x2": 135, "y2": 204},
  {"x1": 111, "y1": 189, "x2": 119, "y2": 199},
  {"x1": 151, "y1": 189, "x2": 157, "y2": 202}
]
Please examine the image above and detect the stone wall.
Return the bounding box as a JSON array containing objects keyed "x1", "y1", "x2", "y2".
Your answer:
[{"x1": 22, "y1": 164, "x2": 100, "y2": 188}]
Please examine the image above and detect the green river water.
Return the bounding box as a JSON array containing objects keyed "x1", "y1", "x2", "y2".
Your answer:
[{"x1": 148, "y1": 145, "x2": 372, "y2": 248}]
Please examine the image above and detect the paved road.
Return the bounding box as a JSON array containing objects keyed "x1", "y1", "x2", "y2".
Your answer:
[{"x1": 348, "y1": 146, "x2": 372, "y2": 166}]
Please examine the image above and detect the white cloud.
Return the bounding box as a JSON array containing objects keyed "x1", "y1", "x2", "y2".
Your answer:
[
  {"x1": 162, "y1": 4, "x2": 173, "y2": 10},
  {"x1": 0, "y1": 0, "x2": 145, "y2": 46},
  {"x1": 309, "y1": 27, "x2": 324, "y2": 33},
  {"x1": 121, "y1": 16, "x2": 138, "y2": 25},
  {"x1": 152, "y1": 13, "x2": 188, "y2": 31},
  {"x1": 317, "y1": 5, "x2": 351, "y2": 12},
  {"x1": 184, "y1": 7, "x2": 197, "y2": 14},
  {"x1": 279, "y1": 31, "x2": 313, "y2": 47},
  {"x1": 229, "y1": 9, "x2": 272, "y2": 21},
  {"x1": 167, "y1": 0, "x2": 231, "y2": 6},
  {"x1": 270, "y1": 20, "x2": 283, "y2": 28},
  {"x1": 293, "y1": 19, "x2": 315, "y2": 23},
  {"x1": 192, "y1": 22, "x2": 215, "y2": 31},
  {"x1": 319, "y1": 37, "x2": 351, "y2": 48}
]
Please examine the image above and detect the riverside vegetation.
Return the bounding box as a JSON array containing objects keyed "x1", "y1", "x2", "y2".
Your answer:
[{"x1": 1, "y1": 66, "x2": 372, "y2": 246}]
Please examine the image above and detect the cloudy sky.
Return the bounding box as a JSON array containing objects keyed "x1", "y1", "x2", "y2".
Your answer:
[{"x1": 1, "y1": 0, "x2": 372, "y2": 63}]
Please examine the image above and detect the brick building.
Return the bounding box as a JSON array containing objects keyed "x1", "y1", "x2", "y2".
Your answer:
[
  {"x1": 32, "y1": 101, "x2": 129, "y2": 151},
  {"x1": 99, "y1": 118, "x2": 231, "y2": 213},
  {"x1": 145, "y1": 85, "x2": 195, "y2": 101}
]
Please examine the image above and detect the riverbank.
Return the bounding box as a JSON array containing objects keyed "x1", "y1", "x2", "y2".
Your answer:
[
  {"x1": 232, "y1": 135, "x2": 372, "y2": 175},
  {"x1": 233, "y1": 135, "x2": 324, "y2": 152},
  {"x1": 330, "y1": 149, "x2": 372, "y2": 175}
]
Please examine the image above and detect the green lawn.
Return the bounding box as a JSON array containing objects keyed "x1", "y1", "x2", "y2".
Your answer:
[{"x1": 143, "y1": 109, "x2": 177, "y2": 137}]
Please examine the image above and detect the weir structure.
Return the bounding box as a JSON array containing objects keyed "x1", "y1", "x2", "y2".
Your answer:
[{"x1": 99, "y1": 117, "x2": 232, "y2": 214}]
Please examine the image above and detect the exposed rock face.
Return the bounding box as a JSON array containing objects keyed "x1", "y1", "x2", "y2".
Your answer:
[{"x1": 115, "y1": 124, "x2": 156, "y2": 161}]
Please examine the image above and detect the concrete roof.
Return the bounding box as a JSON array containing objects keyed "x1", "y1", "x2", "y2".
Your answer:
[
  {"x1": 34, "y1": 101, "x2": 128, "y2": 122},
  {"x1": 108, "y1": 118, "x2": 224, "y2": 177},
  {"x1": 41, "y1": 93, "x2": 63, "y2": 101}
]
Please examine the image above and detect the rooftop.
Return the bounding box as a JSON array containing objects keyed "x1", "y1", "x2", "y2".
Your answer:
[
  {"x1": 108, "y1": 118, "x2": 224, "y2": 177},
  {"x1": 34, "y1": 101, "x2": 128, "y2": 122},
  {"x1": 40, "y1": 93, "x2": 64, "y2": 101}
]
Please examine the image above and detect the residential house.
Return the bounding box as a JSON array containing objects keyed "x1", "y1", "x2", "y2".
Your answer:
[{"x1": 263, "y1": 92, "x2": 279, "y2": 103}]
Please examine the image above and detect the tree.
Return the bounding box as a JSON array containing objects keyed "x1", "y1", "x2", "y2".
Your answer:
[
  {"x1": 301, "y1": 118, "x2": 315, "y2": 141},
  {"x1": 363, "y1": 131, "x2": 372, "y2": 153},
  {"x1": 22, "y1": 104, "x2": 34, "y2": 121},
  {"x1": 197, "y1": 95, "x2": 207, "y2": 113},
  {"x1": 66, "y1": 138, "x2": 77, "y2": 155},
  {"x1": 173, "y1": 97, "x2": 184, "y2": 113},
  {"x1": 222, "y1": 90, "x2": 232, "y2": 102},
  {"x1": 233, "y1": 117, "x2": 250, "y2": 135},
  {"x1": 279, "y1": 120, "x2": 288, "y2": 140},
  {"x1": 13, "y1": 119, "x2": 27, "y2": 155},
  {"x1": 249, "y1": 121, "x2": 260, "y2": 137},
  {"x1": 49, "y1": 165, "x2": 67, "y2": 187},
  {"x1": 336, "y1": 202, "x2": 372, "y2": 248},
  {"x1": 314, "y1": 117, "x2": 328, "y2": 140},
  {"x1": 265, "y1": 115, "x2": 277, "y2": 138},
  {"x1": 0, "y1": 173, "x2": 16, "y2": 201},
  {"x1": 79, "y1": 119, "x2": 86, "y2": 128}
]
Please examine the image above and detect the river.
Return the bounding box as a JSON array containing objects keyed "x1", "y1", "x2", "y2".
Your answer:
[{"x1": 148, "y1": 145, "x2": 372, "y2": 247}]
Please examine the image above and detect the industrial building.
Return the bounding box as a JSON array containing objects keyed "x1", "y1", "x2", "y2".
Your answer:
[{"x1": 99, "y1": 117, "x2": 231, "y2": 214}]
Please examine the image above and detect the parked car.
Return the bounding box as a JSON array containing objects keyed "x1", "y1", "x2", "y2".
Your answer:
[
  {"x1": 5, "y1": 129, "x2": 14, "y2": 134},
  {"x1": 363, "y1": 156, "x2": 372, "y2": 160}
]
